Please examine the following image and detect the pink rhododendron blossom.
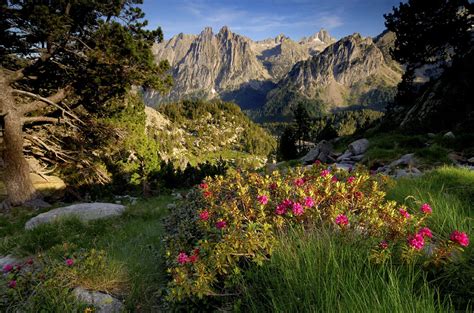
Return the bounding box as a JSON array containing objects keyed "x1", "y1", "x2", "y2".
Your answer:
[
  {"x1": 292, "y1": 202, "x2": 304, "y2": 216},
  {"x1": 420, "y1": 203, "x2": 432, "y2": 214},
  {"x1": 450, "y1": 231, "x2": 469, "y2": 247},
  {"x1": 275, "y1": 204, "x2": 287, "y2": 215},
  {"x1": 257, "y1": 195, "x2": 269, "y2": 205},
  {"x1": 269, "y1": 183, "x2": 277, "y2": 190},
  {"x1": 304, "y1": 196, "x2": 314, "y2": 208},
  {"x1": 203, "y1": 191, "x2": 212, "y2": 198},
  {"x1": 27, "y1": 258, "x2": 34, "y2": 265},
  {"x1": 199, "y1": 183, "x2": 208, "y2": 189},
  {"x1": 320, "y1": 169, "x2": 330, "y2": 177},
  {"x1": 188, "y1": 255, "x2": 198, "y2": 263},
  {"x1": 65, "y1": 259, "x2": 74, "y2": 267},
  {"x1": 347, "y1": 176, "x2": 356, "y2": 184},
  {"x1": 399, "y1": 208, "x2": 411, "y2": 219},
  {"x1": 294, "y1": 178, "x2": 305, "y2": 187},
  {"x1": 354, "y1": 192, "x2": 363, "y2": 200},
  {"x1": 408, "y1": 234, "x2": 425, "y2": 250},
  {"x1": 282, "y1": 199, "x2": 293, "y2": 207},
  {"x1": 177, "y1": 252, "x2": 189, "y2": 264},
  {"x1": 418, "y1": 227, "x2": 433, "y2": 239},
  {"x1": 8, "y1": 280, "x2": 16, "y2": 289},
  {"x1": 379, "y1": 240, "x2": 389, "y2": 250},
  {"x1": 314, "y1": 160, "x2": 321, "y2": 165},
  {"x1": 216, "y1": 220, "x2": 227, "y2": 229},
  {"x1": 335, "y1": 214, "x2": 349, "y2": 226},
  {"x1": 331, "y1": 175, "x2": 338, "y2": 183},
  {"x1": 199, "y1": 210, "x2": 210, "y2": 221},
  {"x1": 2, "y1": 264, "x2": 13, "y2": 273}
]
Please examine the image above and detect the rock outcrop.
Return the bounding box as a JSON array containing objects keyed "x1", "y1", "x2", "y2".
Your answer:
[
  {"x1": 25, "y1": 203, "x2": 125, "y2": 230},
  {"x1": 73, "y1": 287, "x2": 123, "y2": 313}
]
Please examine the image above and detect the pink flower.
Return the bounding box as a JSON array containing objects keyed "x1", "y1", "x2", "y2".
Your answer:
[
  {"x1": 177, "y1": 252, "x2": 189, "y2": 264},
  {"x1": 420, "y1": 203, "x2": 432, "y2": 214},
  {"x1": 314, "y1": 160, "x2": 321, "y2": 165},
  {"x1": 321, "y1": 169, "x2": 330, "y2": 177},
  {"x1": 347, "y1": 176, "x2": 356, "y2": 184},
  {"x1": 65, "y1": 259, "x2": 74, "y2": 267},
  {"x1": 269, "y1": 183, "x2": 277, "y2": 191},
  {"x1": 408, "y1": 233, "x2": 425, "y2": 250},
  {"x1": 450, "y1": 230, "x2": 469, "y2": 247},
  {"x1": 292, "y1": 202, "x2": 304, "y2": 216},
  {"x1": 304, "y1": 196, "x2": 314, "y2": 208},
  {"x1": 331, "y1": 175, "x2": 338, "y2": 183},
  {"x1": 418, "y1": 227, "x2": 433, "y2": 239},
  {"x1": 335, "y1": 214, "x2": 349, "y2": 226},
  {"x1": 216, "y1": 220, "x2": 227, "y2": 229},
  {"x1": 379, "y1": 240, "x2": 389, "y2": 250},
  {"x1": 203, "y1": 191, "x2": 212, "y2": 198},
  {"x1": 2, "y1": 264, "x2": 13, "y2": 273},
  {"x1": 8, "y1": 280, "x2": 16, "y2": 289},
  {"x1": 282, "y1": 199, "x2": 293, "y2": 207},
  {"x1": 199, "y1": 182, "x2": 208, "y2": 189},
  {"x1": 199, "y1": 210, "x2": 210, "y2": 221},
  {"x1": 354, "y1": 192, "x2": 363, "y2": 200},
  {"x1": 26, "y1": 258, "x2": 34, "y2": 265},
  {"x1": 399, "y1": 208, "x2": 411, "y2": 219},
  {"x1": 294, "y1": 178, "x2": 305, "y2": 187},
  {"x1": 275, "y1": 204, "x2": 287, "y2": 215},
  {"x1": 188, "y1": 255, "x2": 198, "y2": 263},
  {"x1": 257, "y1": 195, "x2": 269, "y2": 205}
]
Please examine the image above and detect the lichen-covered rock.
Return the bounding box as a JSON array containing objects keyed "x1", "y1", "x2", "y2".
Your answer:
[
  {"x1": 300, "y1": 140, "x2": 333, "y2": 164},
  {"x1": 73, "y1": 287, "x2": 123, "y2": 313},
  {"x1": 25, "y1": 203, "x2": 125, "y2": 230}
]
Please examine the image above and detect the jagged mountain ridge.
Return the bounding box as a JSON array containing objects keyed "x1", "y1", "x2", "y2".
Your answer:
[
  {"x1": 263, "y1": 32, "x2": 402, "y2": 118},
  {"x1": 147, "y1": 26, "x2": 335, "y2": 108}
]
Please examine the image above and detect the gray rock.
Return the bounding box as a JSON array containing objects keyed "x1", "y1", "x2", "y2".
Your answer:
[
  {"x1": 336, "y1": 150, "x2": 352, "y2": 162},
  {"x1": 443, "y1": 131, "x2": 455, "y2": 139},
  {"x1": 300, "y1": 140, "x2": 333, "y2": 164},
  {"x1": 73, "y1": 287, "x2": 123, "y2": 313},
  {"x1": 25, "y1": 203, "x2": 125, "y2": 230},
  {"x1": 393, "y1": 168, "x2": 423, "y2": 179},
  {"x1": 334, "y1": 163, "x2": 353, "y2": 171},
  {"x1": 348, "y1": 139, "x2": 369, "y2": 155},
  {"x1": 467, "y1": 157, "x2": 474, "y2": 164},
  {"x1": 389, "y1": 153, "x2": 416, "y2": 168},
  {"x1": 427, "y1": 133, "x2": 436, "y2": 138},
  {"x1": 0, "y1": 255, "x2": 20, "y2": 268},
  {"x1": 166, "y1": 203, "x2": 177, "y2": 209}
]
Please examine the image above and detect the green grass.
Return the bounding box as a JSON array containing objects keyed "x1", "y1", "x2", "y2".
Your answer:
[
  {"x1": 0, "y1": 195, "x2": 173, "y2": 312},
  {"x1": 241, "y1": 166, "x2": 473, "y2": 312},
  {"x1": 386, "y1": 166, "x2": 474, "y2": 309},
  {"x1": 241, "y1": 228, "x2": 450, "y2": 313}
]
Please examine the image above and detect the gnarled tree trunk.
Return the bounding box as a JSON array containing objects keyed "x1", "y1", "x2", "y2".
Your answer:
[{"x1": 0, "y1": 72, "x2": 37, "y2": 206}]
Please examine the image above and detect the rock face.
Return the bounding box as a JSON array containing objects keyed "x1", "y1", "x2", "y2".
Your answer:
[
  {"x1": 264, "y1": 33, "x2": 402, "y2": 117},
  {"x1": 73, "y1": 287, "x2": 123, "y2": 313},
  {"x1": 25, "y1": 203, "x2": 125, "y2": 230},
  {"x1": 146, "y1": 27, "x2": 335, "y2": 110}
]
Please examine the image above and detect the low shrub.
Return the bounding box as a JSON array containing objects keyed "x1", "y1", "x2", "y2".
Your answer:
[{"x1": 163, "y1": 164, "x2": 469, "y2": 302}]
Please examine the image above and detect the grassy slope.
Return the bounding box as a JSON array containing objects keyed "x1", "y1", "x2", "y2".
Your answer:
[
  {"x1": 241, "y1": 166, "x2": 473, "y2": 312},
  {"x1": 0, "y1": 195, "x2": 172, "y2": 311}
]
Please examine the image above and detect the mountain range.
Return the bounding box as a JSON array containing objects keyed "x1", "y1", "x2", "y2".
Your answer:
[{"x1": 144, "y1": 26, "x2": 402, "y2": 120}]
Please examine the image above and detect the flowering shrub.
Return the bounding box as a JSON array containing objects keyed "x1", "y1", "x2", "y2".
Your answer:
[{"x1": 163, "y1": 164, "x2": 469, "y2": 301}]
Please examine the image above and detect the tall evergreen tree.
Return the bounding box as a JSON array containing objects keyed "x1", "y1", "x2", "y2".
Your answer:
[{"x1": 0, "y1": 1, "x2": 172, "y2": 207}]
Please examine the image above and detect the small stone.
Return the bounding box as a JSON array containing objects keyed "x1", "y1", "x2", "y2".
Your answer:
[
  {"x1": 467, "y1": 157, "x2": 474, "y2": 164},
  {"x1": 389, "y1": 153, "x2": 416, "y2": 168},
  {"x1": 336, "y1": 150, "x2": 352, "y2": 162},
  {"x1": 350, "y1": 154, "x2": 365, "y2": 162},
  {"x1": 427, "y1": 133, "x2": 436, "y2": 138},
  {"x1": 73, "y1": 287, "x2": 123, "y2": 313},
  {"x1": 167, "y1": 203, "x2": 176, "y2": 209}
]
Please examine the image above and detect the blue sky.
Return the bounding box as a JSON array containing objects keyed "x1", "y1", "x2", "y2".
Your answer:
[{"x1": 140, "y1": 0, "x2": 405, "y2": 41}]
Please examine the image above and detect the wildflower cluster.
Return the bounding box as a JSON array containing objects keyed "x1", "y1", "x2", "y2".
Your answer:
[{"x1": 163, "y1": 164, "x2": 469, "y2": 301}]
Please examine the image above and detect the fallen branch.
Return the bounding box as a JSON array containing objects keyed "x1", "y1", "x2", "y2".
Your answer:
[{"x1": 22, "y1": 116, "x2": 62, "y2": 125}]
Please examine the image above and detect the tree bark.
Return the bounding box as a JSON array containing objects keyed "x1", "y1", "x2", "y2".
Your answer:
[{"x1": 0, "y1": 71, "x2": 37, "y2": 206}]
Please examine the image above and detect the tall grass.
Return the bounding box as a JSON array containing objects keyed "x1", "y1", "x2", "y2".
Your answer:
[{"x1": 241, "y1": 228, "x2": 450, "y2": 313}]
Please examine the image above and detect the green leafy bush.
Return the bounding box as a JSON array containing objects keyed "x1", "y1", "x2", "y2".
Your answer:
[{"x1": 163, "y1": 164, "x2": 469, "y2": 302}]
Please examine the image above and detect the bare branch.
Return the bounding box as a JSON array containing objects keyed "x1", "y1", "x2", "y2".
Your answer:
[
  {"x1": 13, "y1": 89, "x2": 84, "y2": 125},
  {"x1": 19, "y1": 87, "x2": 70, "y2": 114},
  {"x1": 22, "y1": 116, "x2": 62, "y2": 125}
]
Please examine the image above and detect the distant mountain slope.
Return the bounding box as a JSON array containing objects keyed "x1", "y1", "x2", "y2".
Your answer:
[
  {"x1": 263, "y1": 33, "x2": 402, "y2": 119},
  {"x1": 145, "y1": 27, "x2": 335, "y2": 109}
]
